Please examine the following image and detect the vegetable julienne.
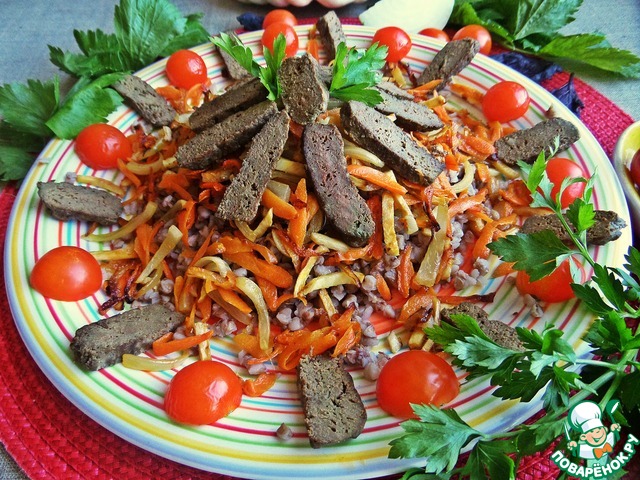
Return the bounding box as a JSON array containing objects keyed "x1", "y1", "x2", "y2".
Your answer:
[
  {"x1": 81, "y1": 48, "x2": 547, "y2": 384},
  {"x1": 28, "y1": 22, "x2": 628, "y2": 478}
]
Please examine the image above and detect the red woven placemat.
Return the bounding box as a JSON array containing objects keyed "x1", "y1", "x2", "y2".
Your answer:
[{"x1": 0, "y1": 66, "x2": 636, "y2": 480}]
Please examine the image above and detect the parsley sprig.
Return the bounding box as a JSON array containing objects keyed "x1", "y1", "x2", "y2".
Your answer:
[
  {"x1": 451, "y1": 0, "x2": 640, "y2": 77},
  {"x1": 212, "y1": 32, "x2": 286, "y2": 101},
  {"x1": 213, "y1": 34, "x2": 387, "y2": 107},
  {"x1": 392, "y1": 148, "x2": 640, "y2": 479},
  {"x1": 0, "y1": 0, "x2": 209, "y2": 181}
]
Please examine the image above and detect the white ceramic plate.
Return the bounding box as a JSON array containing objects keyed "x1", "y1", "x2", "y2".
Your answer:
[{"x1": 5, "y1": 25, "x2": 632, "y2": 479}]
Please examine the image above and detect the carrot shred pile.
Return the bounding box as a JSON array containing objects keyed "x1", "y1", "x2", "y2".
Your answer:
[{"x1": 87, "y1": 74, "x2": 541, "y2": 382}]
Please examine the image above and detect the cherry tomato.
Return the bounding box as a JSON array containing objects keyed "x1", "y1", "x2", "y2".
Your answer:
[
  {"x1": 516, "y1": 259, "x2": 584, "y2": 303},
  {"x1": 482, "y1": 81, "x2": 531, "y2": 123},
  {"x1": 376, "y1": 350, "x2": 459, "y2": 418},
  {"x1": 75, "y1": 123, "x2": 132, "y2": 170},
  {"x1": 30, "y1": 246, "x2": 102, "y2": 301},
  {"x1": 452, "y1": 25, "x2": 492, "y2": 55},
  {"x1": 545, "y1": 157, "x2": 587, "y2": 209},
  {"x1": 165, "y1": 49, "x2": 208, "y2": 89},
  {"x1": 262, "y1": 22, "x2": 299, "y2": 58},
  {"x1": 372, "y1": 26, "x2": 412, "y2": 63},
  {"x1": 628, "y1": 149, "x2": 640, "y2": 187},
  {"x1": 418, "y1": 28, "x2": 450, "y2": 42},
  {"x1": 164, "y1": 361, "x2": 242, "y2": 425},
  {"x1": 263, "y1": 9, "x2": 298, "y2": 28}
]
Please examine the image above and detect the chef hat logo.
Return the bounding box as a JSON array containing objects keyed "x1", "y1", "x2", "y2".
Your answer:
[{"x1": 568, "y1": 401, "x2": 604, "y2": 434}]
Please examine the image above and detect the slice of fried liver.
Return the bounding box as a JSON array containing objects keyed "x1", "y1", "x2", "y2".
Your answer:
[
  {"x1": 176, "y1": 100, "x2": 277, "y2": 170},
  {"x1": 113, "y1": 75, "x2": 176, "y2": 127},
  {"x1": 417, "y1": 38, "x2": 480, "y2": 90},
  {"x1": 278, "y1": 53, "x2": 329, "y2": 125},
  {"x1": 494, "y1": 117, "x2": 580, "y2": 165},
  {"x1": 37, "y1": 181, "x2": 123, "y2": 225},
  {"x1": 70, "y1": 304, "x2": 185, "y2": 370},
  {"x1": 303, "y1": 123, "x2": 374, "y2": 247},
  {"x1": 297, "y1": 354, "x2": 367, "y2": 448},
  {"x1": 216, "y1": 110, "x2": 290, "y2": 222},
  {"x1": 341, "y1": 100, "x2": 445, "y2": 186}
]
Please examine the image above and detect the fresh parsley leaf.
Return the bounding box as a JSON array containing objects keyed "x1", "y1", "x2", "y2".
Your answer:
[
  {"x1": 211, "y1": 32, "x2": 261, "y2": 78},
  {"x1": 462, "y1": 440, "x2": 516, "y2": 480},
  {"x1": 572, "y1": 283, "x2": 616, "y2": 315},
  {"x1": 159, "y1": 13, "x2": 209, "y2": 56},
  {"x1": 514, "y1": 418, "x2": 566, "y2": 457},
  {"x1": 330, "y1": 42, "x2": 386, "y2": 106},
  {"x1": 389, "y1": 405, "x2": 481, "y2": 474},
  {"x1": 619, "y1": 369, "x2": 640, "y2": 410},
  {"x1": 506, "y1": 0, "x2": 582, "y2": 41},
  {"x1": 590, "y1": 263, "x2": 628, "y2": 312},
  {"x1": 401, "y1": 468, "x2": 453, "y2": 480},
  {"x1": 0, "y1": 78, "x2": 59, "y2": 138},
  {"x1": 493, "y1": 367, "x2": 554, "y2": 403},
  {"x1": 584, "y1": 311, "x2": 640, "y2": 355},
  {"x1": 543, "y1": 365, "x2": 581, "y2": 410},
  {"x1": 50, "y1": 0, "x2": 208, "y2": 78},
  {"x1": 451, "y1": 0, "x2": 640, "y2": 77},
  {"x1": 46, "y1": 73, "x2": 124, "y2": 139},
  {"x1": 447, "y1": 335, "x2": 518, "y2": 370},
  {"x1": 565, "y1": 197, "x2": 595, "y2": 237},
  {"x1": 540, "y1": 34, "x2": 640, "y2": 78},
  {"x1": 260, "y1": 34, "x2": 286, "y2": 101},
  {"x1": 488, "y1": 230, "x2": 572, "y2": 280},
  {"x1": 0, "y1": 78, "x2": 61, "y2": 179},
  {"x1": 329, "y1": 84, "x2": 383, "y2": 105},
  {"x1": 0, "y1": 145, "x2": 36, "y2": 180}
]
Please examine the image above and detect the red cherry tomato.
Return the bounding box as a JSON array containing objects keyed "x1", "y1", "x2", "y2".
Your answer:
[
  {"x1": 481, "y1": 81, "x2": 531, "y2": 123},
  {"x1": 30, "y1": 246, "x2": 102, "y2": 301},
  {"x1": 263, "y1": 9, "x2": 298, "y2": 28},
  {"x1": 545, "y1": 157, "x2": 588, "y2": 209},
  {"x1": 165, "y1": 361, "x2": 243, "y2": 425},
  {"x1": 418, "y1": 28, "x2": 450, "y2": 42},
  {"x1": 75, "y1": 123, "x2": 132, "y2": 170},
  {"x1": 376, "y1": 350, "x2": 459, "y2": 419},
  {"x1": 516, "y1": 259, "x2": 584, "y2": 303},
  {"x1": 262, "y1": 22, "x2": 299, "y2": 58},
  {"x1": 452, "y1": 24, "x2": 492, "y2": 55},
  {"x1": 628, "y1": 149, "x2": 640, "y2": 187},
  {"x1": 165, "y1": 49, "x2": 208, "y2": 89},
  {"x1": 372, "y1": 26, "x2": 412, "y2": 63}
]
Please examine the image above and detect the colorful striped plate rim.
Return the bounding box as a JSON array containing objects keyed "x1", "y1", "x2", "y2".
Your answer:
[{"x1": 4, "y1": 25, "x2": 632, "y2": 479}]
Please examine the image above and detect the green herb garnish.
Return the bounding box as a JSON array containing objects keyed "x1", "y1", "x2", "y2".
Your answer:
[
  {"x1": 213, "y1": 34, "x2": 387, "y2": 107},
  {"x1": 451, "y1": 0, "x2": 640, "y2": 77},
  {"x1": 329, "y1": 42, "x2": 387, "y2": 106},
  {"x1": 0, "y1": 0, "x2": 208, "y2": 181},
  {"x1": 392, "y1": 148, "x2": 640, "y2": 479}
]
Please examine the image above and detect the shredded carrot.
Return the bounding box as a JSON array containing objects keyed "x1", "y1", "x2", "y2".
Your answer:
[
  {"x1": 493, "y1": 261, "x2": 516, "y2": 278},
  {"x1": 374, "y1": 271, "x2": 392, "y2": 301},
  {"x1": 306, "y1": 37, "x2": 320, "y2": 61},
  {"x1": 398, "y1": 289, "x2": 435, "y2": 323},
  {"x1": 256, "y1": 276, "x2": 279, "y2": 312},
  {"x1": 501, "y1": 179, "x2": 533, "y2": 206},
  {"x1": 408, "y1": 78, "x2": 442, "y2": 92},
  {"x1": 472, "y1": 213, "x2": 517, "y2": 260},
  {"x1": 224, "y1": 251, "x2": 293, "y2": 288},
  {"x1": 218, "y1": 287, "x2": 253, "y2": 314},
  {"x1": 397, "y1": 245, "x2": 414, "y2": 299},
  {"x1": 261, "y1": 188, "x2": 298, "y2": 220},
  {"x1": 243, "y1": 372, "x2": 278, "y2": 397},
  {"x1": 448, "y1": 189, "x2": 488, "y2": 218},
  {"x1": 152, "y1": 329, "x2": 212, "y2": 356},
  {"x1": 347, "y1": 165, "x2": 407, "y2": 195}
]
